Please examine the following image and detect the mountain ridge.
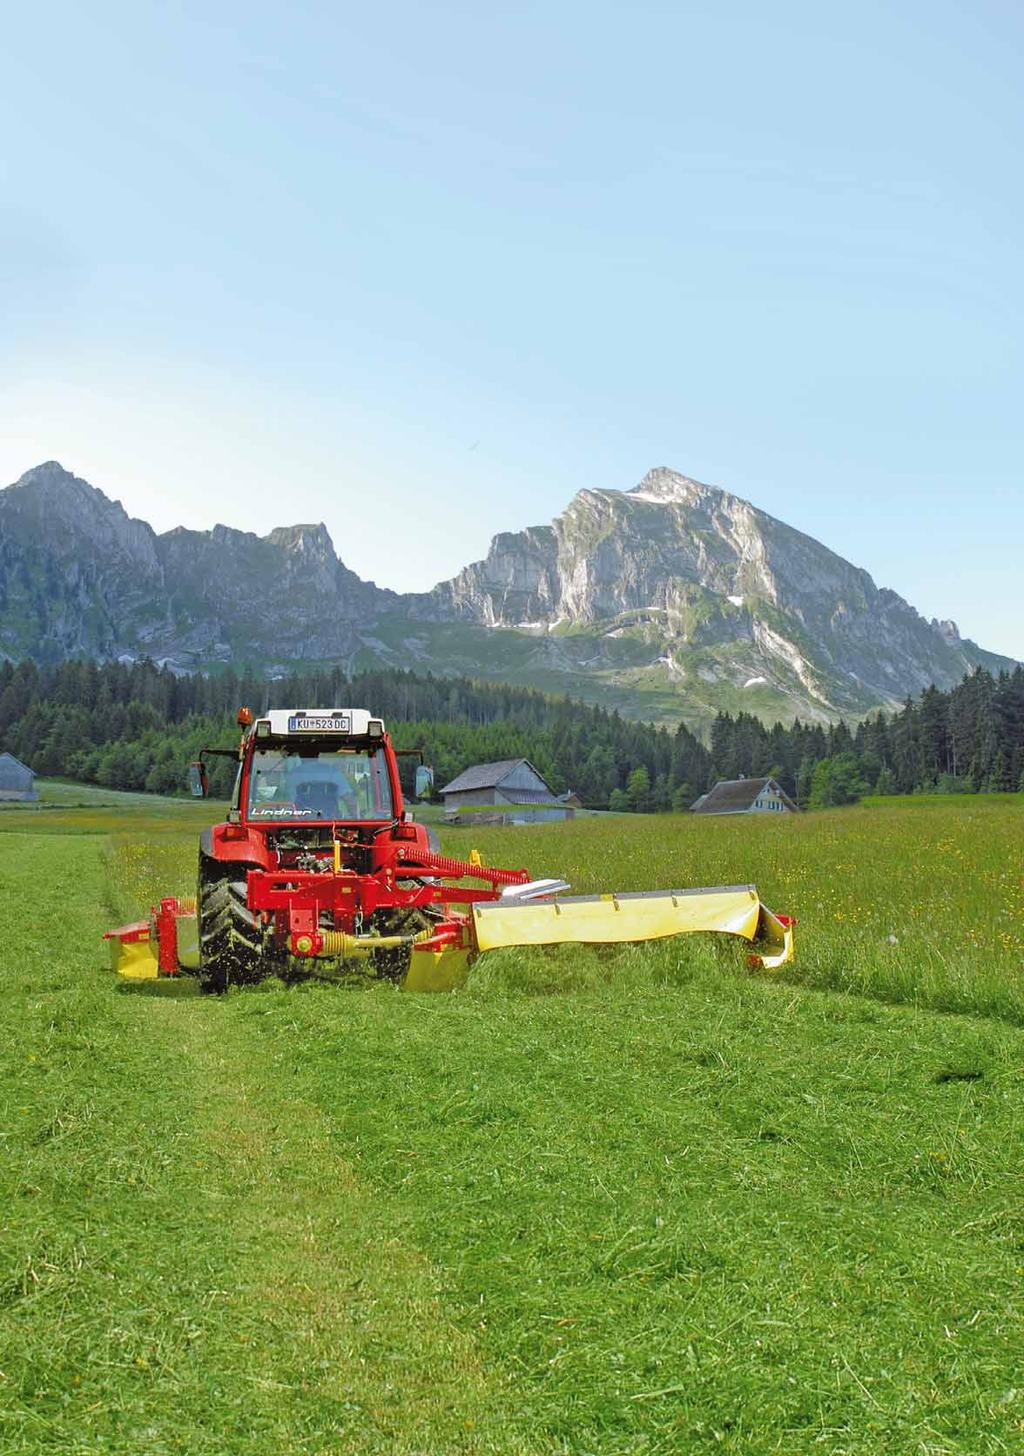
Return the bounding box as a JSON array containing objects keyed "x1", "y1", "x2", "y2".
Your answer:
[{"x1": 0, "y1": 460, "x2": 1013, "y2": 729}]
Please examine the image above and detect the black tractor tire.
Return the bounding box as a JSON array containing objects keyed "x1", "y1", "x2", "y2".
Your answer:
[{"x1": 198, "y1": 859, "x2": 263, "y2": 994}]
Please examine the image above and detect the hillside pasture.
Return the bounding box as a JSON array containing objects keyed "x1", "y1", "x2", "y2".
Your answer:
[{"x1": 1, "y1": 795, "x2": 1022, "y2": 1454}]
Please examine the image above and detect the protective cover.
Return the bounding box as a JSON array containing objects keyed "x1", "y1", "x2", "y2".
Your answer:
[{"x1": 472, "y1": 884, "x2": 794, "y2": 968}]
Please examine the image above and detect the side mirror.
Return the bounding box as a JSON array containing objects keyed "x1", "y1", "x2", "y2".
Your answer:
[{"x1": 189, "y1": 761, "x2": 209, "y2": 798}]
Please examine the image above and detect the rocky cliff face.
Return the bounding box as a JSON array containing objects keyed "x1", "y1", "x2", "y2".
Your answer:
[
  {"x1": 420, "y1": 467, "x2": 1005, "y2": 714},
  {"x1": 0, "y1": 461, "x2": 1013, "y2": 726},
  {"x1": 0, "y1": 463, "x2": 395, "y2": 665},
  {"x1": 0, "y1": 462, "x2": 165, "y2": 660}
]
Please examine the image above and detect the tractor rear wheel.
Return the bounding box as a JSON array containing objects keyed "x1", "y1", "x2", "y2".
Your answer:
[{"x1": 198, "y1": 860, "x2": 263, "y2": 994}]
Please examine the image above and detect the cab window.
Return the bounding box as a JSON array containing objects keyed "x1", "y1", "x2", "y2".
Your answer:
[{"x1": 246, "y1": 746, "x2": 394, "y2": 821}]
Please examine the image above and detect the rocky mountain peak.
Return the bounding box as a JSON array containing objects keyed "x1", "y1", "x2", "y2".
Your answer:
[
  {"x1": 4, "y1": 460, "x2": 157, "y2": 565},
  {"x1": 13, "y1": 460, "x2": 119, "y2": 515},
  {"x1": 16, "y1": 459, "x2": 71, "y2": 485},
  {"x1": 416, "y1": 467, "x2": 1015, "y2": 719},
  {"x1": 265, "y1": 522, "x2": 336, "y2": 558},
  {"x1": 626, "y1": 466, "x2": 713, "y2": 505},
  {"x1": 933, "y1": 618, "x2": 961, "y2": 645}
]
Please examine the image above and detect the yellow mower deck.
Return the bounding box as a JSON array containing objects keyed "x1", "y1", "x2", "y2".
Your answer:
[{"x1": 472, "y1": 884, "x2": 794, "y2": 970}]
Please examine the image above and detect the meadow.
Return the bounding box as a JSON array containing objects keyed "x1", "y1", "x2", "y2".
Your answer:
[{"x1": 1, "y1": 788, "x2": 1022, "y2": 1454}]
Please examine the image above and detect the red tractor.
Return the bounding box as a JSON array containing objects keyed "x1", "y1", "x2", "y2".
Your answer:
[
  {"x1": 105, "y1": 706, "x2": 794, "y2": 990},
  {"x1": 187, "y1": 706, "x2": 556, "y2": 993}
]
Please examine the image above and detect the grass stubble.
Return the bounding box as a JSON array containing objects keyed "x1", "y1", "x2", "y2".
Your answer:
[{"x1": 0, "y1": 792, "x2": 1022, "y2": 1453}]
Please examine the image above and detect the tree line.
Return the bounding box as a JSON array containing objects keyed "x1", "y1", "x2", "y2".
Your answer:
[
  {"x1": 706, "y1": 666, "x2": 1024, "y2": 806},
  {"x1": 1, "y1": 658, "x2": 1021, "y2": 810},
  {"x1": 0, "y1": 658, "x2": 710, "y2": 808}
]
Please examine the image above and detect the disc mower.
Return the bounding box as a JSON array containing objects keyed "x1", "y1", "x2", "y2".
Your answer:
[{"x1": 104, "y1": 707, "x2": 795, "y2": 991}]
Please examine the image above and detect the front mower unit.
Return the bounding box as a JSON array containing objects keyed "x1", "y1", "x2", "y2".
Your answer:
[
  {"x1": 103, "y1": 705, "x2": 795, "y2": 992},
  {"x1": 105, "y1": 897, "x2": 199, "y2": 980}
]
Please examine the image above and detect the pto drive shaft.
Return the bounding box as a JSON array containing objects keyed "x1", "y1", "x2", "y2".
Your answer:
[{"x1": 302, "y1": 928, "x2": 434, "y2": 958}]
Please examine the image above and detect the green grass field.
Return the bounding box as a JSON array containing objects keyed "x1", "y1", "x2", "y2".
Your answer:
[{"x1": 1, "y1": 793, "x2": 1022, "y2": 1453}]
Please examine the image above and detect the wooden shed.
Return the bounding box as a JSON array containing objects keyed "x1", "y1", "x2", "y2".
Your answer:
[
  {"x1": 439, "y1": 758, "x2": 573, "y2": 824},
  {"x1": 0, "y1": 752, "x2": 37, "y2": 801}
]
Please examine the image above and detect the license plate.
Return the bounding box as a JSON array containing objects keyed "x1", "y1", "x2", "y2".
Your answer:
[{"x1": 288, "y1": 714, "x2": 351, "y2": 733}]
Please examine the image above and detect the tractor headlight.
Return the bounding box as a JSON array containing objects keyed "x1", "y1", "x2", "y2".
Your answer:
[
  {"x1": 256, "y1": 719, "x2": 271, "y2": 738},
  {"x1": 368, "y1": 719, "x2": 384, "y2": 738}
]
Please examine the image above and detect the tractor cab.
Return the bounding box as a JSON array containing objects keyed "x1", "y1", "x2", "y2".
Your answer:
[
  {"x1": 242, "y1": 709, "x2": 399, "y2": 827},
  {"x1": 191, "y1": 708, "x2": 407, "y2": 830}
]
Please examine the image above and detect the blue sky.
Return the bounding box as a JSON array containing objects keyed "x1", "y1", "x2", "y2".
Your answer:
[{"x1": 2, "y1": 1, "x2": 1021, "y2": 656}]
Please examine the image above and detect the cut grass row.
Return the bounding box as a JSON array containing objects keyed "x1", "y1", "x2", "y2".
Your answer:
[{"x1": 0, "y1": 836, "x2": 531, "y2": 1455}]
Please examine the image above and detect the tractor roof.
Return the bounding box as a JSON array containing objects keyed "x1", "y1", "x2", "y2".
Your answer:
[{"x1": 258, "y1": 709, "x2": 384, "y2": 738}]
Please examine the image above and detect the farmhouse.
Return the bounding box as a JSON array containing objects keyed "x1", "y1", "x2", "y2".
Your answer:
[
  {"x1": 690, "y1": 776, "x2": 799, "y2": 816},
  {"x1": 0, "y1": 752, "x2": 37, "y2": 801},
  {"x1": 440, "y1": 758, "x2": 574, "y2": 824}
]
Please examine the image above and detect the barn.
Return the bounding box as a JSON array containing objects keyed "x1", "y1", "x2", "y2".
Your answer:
[
  {"x1": 690, "y1": 776, "x2": 799, "y2": 816},
  {"x1": 439, "y1": 759, "x2": 574, "y2": 824},
  {"x1": 0, "y1": 752, "x2": 37, "y2": 802}
]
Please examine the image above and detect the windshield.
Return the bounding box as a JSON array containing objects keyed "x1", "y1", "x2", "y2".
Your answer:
[{"x1": 246, "y1": 746, "x2": 394, "y2": 822}]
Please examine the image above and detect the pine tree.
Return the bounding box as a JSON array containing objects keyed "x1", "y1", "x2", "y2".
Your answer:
[
  {"x1": 671, "y1": 781, "x2": 694, "y2": 813},
  {"x1": 874, "y1": 765, "x2": 896, "y2": 796},
  {"x1": 626, "y1": 765, "x2": 652, "y2": 813}
]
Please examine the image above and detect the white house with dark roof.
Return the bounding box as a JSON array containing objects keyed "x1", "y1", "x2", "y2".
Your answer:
[
  {"x1": 439, "y1": 758, "x2": 573, "y2": 823},
  {"x1": 690, "y1": 776, "x2": 799, "y2": 816},
  {"x1": 0, "y1": 752, "x2": 37, "y2": 801}
]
